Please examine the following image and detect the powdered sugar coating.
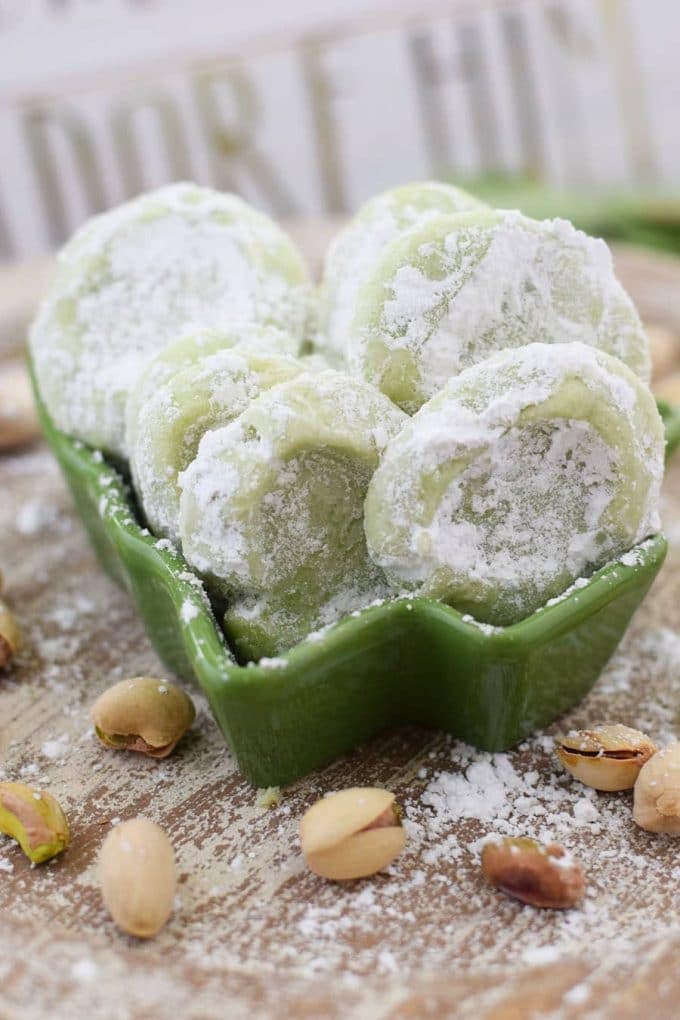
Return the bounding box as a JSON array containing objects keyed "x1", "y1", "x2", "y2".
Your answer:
[
  {"x1": 319, "y1": 182, "x2": 484, "y2": 364},
  {"x1": 127, "y1": 335, "x2": 304, "y2": 542},
  {"x1": 364, "y1": 342, "x2": 664, "y2": 625},
  {"x1": 29, "y1": 183, "x2": 311, "y2": 458},
  {"x1": 349, "y1": 208, "x2": 651, "y2": 413},
  {"x1": 179, "y1": 370, "x2": 407, "y2": 659},
  {"x1": 125, "y1": 323, "x2": 301, "y2": 433}
]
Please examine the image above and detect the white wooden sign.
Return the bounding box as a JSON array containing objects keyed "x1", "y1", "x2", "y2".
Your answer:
[{"x1": 0, "y1": 0, "x2": 674, "y2": 258}]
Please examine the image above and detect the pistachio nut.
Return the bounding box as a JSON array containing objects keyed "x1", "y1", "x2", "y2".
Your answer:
[
  {"x1": 91, "y1": 677, "x2": 195, "y2": 758},
  {"x1": 0, "y1": 364, "x2": 40, "y2": 452},
  {"x1": 0, "y1": 781, "x2": 70, "y2": 863},
  {"x1": 0, "y1": 600, "x2": 21, "y2": 669},
  {"x1": 556, "y1": 723, "x2": 657, "y2": 791},
  {"x1": 300, "y1": 787, "x2": 406, "y2": 881},
  {"x1": 99, "y1": 817, "x2": 176, "y2": 938},
  {"x1": 633, "y1": 744, "x2": 680, "y2": 834},
  {"x1": 481, "y1": 836, "x2": 585, "y2": 909}
]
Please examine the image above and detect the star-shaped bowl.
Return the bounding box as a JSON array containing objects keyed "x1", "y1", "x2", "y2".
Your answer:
[{"x1": 31, "y1": 363, "x2": 671, "y2": 786}]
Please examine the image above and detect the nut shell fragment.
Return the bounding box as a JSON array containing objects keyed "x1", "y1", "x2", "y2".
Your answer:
[
  {"x1": 556, "y1": 723, "x2": 657, "y2": 791},
  {"x1": 91, "y1": 677, "x2": 195, "y2": 758},
  {"x1": 0, "y1": 781, "x2": 70, "y2": 863},
  {"x1": 99, "y1": 817, "x2": 176, "y2": 938},
  {"x1": 300, "y1": 787, "x2": 406, "y2": 880},
  {"x1": 0, "y1": 600, "x2": 21, "y2": 669},
  {"x1": 481, "y1": 836, "x2": 585, "y2": 909},
  {"x1": 633, "y1": 744, "x2": 680, "y2": 834}
]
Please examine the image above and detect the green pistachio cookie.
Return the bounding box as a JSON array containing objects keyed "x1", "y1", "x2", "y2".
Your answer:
[
  {"x1": 128, "y1": 337, "x2": 303, "y2": 543},
  {"x1": 126, "y1": 324, "x2": 300, "y2": 446},
  {"x1": 349, "y1": 208, "x2": 651, "y2": 413},
  {"x1": 319, "y1": 181, "x2": 485, "y2": 364},
  {"x1": 364, "y1": 342, "x2": 664, "y2": 626},
  {"x1": 179, "y1": 370, "x2": 407, "y2": 659},
  {"x1": 29, "y1": 183, "x2": 311, "y2": 458}
]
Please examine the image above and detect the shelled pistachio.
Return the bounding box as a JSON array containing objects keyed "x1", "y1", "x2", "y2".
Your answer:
[{"x1": 481, "y1": 836, "x2": 585, "y2": 909}]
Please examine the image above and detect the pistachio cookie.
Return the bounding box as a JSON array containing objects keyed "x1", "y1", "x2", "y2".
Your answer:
[
  {"x1": 319, "y1": 181, "x2": 485, "y2": 364},
  {"x1": 348, "y1": 209, "x2": 650, "y2": 413},
  {"x1": 30, "y1": 183, "x2": 311, "y2": 457},
  {"x1": 128, "y1": 334, "x2": 303, "y2": 542},
  {"x1": 364, "y1": 342, "x2": 664, "y2": 626},
  {"x1": 179, "y1": 370, "x2": 407, "y2": 659}
]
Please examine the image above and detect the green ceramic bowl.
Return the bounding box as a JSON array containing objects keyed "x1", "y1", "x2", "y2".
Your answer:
[
  {"x1": 657, "y1": 398, "x2": 680, "y2": 458},
  {"x1": 31, "y1": 364, "x2": 672, "y2": 787}
]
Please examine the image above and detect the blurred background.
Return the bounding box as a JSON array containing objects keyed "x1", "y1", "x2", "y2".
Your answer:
[
  {"x1": 1, "y1": 0, "x2": 679, "y2": 258},
  {"x1": 2, "y1": 0, "x2": 680, "y2": 416}
]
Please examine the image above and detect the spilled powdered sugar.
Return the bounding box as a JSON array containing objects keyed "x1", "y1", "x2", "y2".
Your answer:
[
  {"x1": 275, "y1": 614, "x2": 680, "y2": 994},
  {"x1": 3, "y1": 441, "x2": 680, "y2": 1017}
]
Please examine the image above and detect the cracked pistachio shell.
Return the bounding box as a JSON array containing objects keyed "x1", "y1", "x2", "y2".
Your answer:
[
  {"x1": 0, "y1": 600, "x2": 21, "y2": 669},
  {"x1": 633, "y1": 744, "x2": 680, "y2": 834},
  {"x1": 481, "y1": 836, "x2": 585, "y2": 909},
  {"x1": 100, "y1": 818, "x2": 176, "y2": 938},
  {"x1": 557, "y1": 723, "x2": 657, "y2": 791},
  {"x1": 91, "y1": 677, "x2": 195, "y2": 758},
  {"x1": 0, "y1": 781, "x2": 70, "y2": 863},
  {"x1": 300, "y1": 787, "x2": 405, "y2": 880}
]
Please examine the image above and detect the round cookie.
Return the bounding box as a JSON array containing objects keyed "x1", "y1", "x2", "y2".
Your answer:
[
  {"x1": 126, "y1": 322, "x2": 299, "y2": 452},
  {"x1": 349, "y1": 208, "x2": 651, "y2": 413},
  {"x1": 30, "y1": 183, "x2": 311, "y2": 458},
  {"x1": 179, "y1": 370, "x2": 407, "y2": 659},
  {"x1": 128, "y1": 340, "x2": 304, "y2": 543},
  {"x1": 319, "y1": 181, "x2": 485, "y2": 364},
  {"x1": 364, "y1": 342, "x2": 664, "y2": 626}
]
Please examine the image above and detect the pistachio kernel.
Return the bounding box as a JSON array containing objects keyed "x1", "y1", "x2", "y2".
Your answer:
[
  {"x1": 0, "y1": 781, "x2": 70, "y2": 863},
  {"x1": 99, "y1": 818, "x2": 176, "y2": 938},
  {"x1": 300, "y1": 787, "x2": 406, "y2": 881},
  {"x1": 481, "y1": 836, "x2": 585, "y2": 909},
  {"x1": 91, "y1": 677, "x2": 196, "y2": 758},
  {"x1": 556, "y1": 723, "x2": 657, "y2": 792},
  {"x1": 0, "y1": 600, "x2": 21, "y2": 670},
  {"x1": 633, "y1": 744, "x2": 680, "y2": 834}
]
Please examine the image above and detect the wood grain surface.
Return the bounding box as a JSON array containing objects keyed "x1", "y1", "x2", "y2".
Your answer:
[{"x1": 2, "y1": 237, "x2": 680, "y2": 1020}]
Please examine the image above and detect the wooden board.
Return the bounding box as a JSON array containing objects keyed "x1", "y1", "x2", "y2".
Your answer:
[{"x1": 2, "y1": 238, "x2": 680, "y2": 1020}]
